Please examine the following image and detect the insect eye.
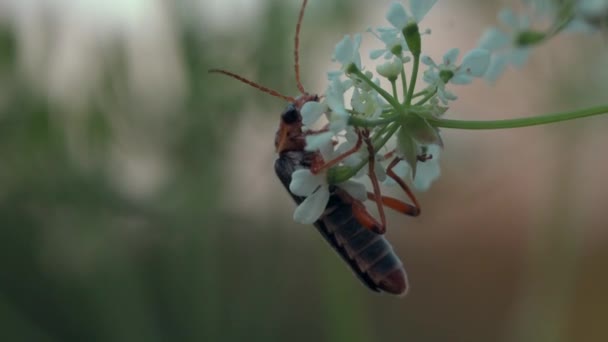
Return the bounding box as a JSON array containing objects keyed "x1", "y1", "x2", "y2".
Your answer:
[{"x1": 281, "y1": 105, "x2": 300, "y2": 124}]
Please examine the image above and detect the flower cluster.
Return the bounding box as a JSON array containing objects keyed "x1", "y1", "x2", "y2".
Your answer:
[
  {"x1": 479, "y1": 0, "x2": 606, "y2": 82},
  {"x1": 288, "y1": 0, "x2": 607, "y2": 224}
]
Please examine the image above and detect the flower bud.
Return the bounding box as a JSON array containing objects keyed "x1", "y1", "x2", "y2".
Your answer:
[{"x1": 376, "y1": 59, "x2": 403, "y2": 80}]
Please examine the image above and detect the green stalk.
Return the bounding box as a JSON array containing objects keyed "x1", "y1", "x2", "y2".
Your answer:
[
  {"x1": 371, "y1": 123, "x2": 392, "y2": 145},
  {"x1": 426, "y1": 106, "x2": 608, "y2": 130},
  {"x1": 350, "y1": 67, "x2": 404, "y2": 115},
  {"x1": 405, "y1": 53, "x2": 420, "y2": 105},
  {"x1": 390, "y1": 79, "x2": 399, "y2": 100},
  {"x1": 400, "y1": 68, "x2": 408, "y2": 101},
  {"x1": 331, "y1": 123, "x2": 399, "y2": 183},
  {"x1": 373, "y1": 122, "x2": 400, "y2": 151},
  {"x1": 414, "y1": 88, "x2": 437, "y2": 106},
  {"x1": 349, "y1": 115, "x2": 398, "y2": 128}
]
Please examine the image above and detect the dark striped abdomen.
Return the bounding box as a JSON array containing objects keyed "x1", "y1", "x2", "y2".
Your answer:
[{"x1": 275, "y1": 151, "x2": 408, "y2": 295}]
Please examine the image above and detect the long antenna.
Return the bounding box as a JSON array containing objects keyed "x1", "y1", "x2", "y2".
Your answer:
[
  {"x1": 294, "y1": 0, "x2": 308, "y2": 95},
  {"x1": 209, "y1": 69, "x2": 295, "y2": 102}
]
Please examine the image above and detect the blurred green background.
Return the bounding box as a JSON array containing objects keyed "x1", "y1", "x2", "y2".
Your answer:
[{"x1": 1, "y1": 0, "x2": 607, "y2": 341}]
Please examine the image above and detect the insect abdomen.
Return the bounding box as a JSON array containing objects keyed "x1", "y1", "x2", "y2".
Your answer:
[
  {"x1": 274, "y1": 151, "x2": 408, "y2": 295},
  {"x1": 319, "y1": 196, "x2": 408, "y2": 295}
]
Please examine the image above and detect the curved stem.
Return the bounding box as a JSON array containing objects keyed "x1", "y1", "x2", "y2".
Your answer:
[{"x1": 426, "y1": 106, "x2": 608, "y2": 130}]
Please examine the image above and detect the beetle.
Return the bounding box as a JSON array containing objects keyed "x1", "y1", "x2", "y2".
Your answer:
[{"x1": 210, "y1": 0, "x2": 421, "y2": 295}]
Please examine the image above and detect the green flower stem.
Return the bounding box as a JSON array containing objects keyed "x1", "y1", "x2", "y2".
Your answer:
[
  {"x1": 405, "y1": 53, "x2": 420, "y2": 106},
  {"x1": 351, "y1": 68, "x2": 404, "y2": 115},
  {"x1": 330, "y1": 123, "x2": 399, "y2": 183},
  {"x1": 373, "y1": 122, "x2": 400, "y2": 151},
  {"x1": 349, "y1": 114, "x2": 398, "y2": 128},
  {"x1": 400, "y1": 68, "x2": 408, "y2": 101},
  {"x1": 548, "y1": 11, "x2": 575, "y2": 38},
  {"x1": 353, "y1": 124, "x2": 399, "y2": 177},
  {"x1": 390, "y1": 79, "x2": 398, "y2": 100},
  {"x1": 371, "y1": 122, "x2": 393, "y2": 146},
  {"x1": 414, "y1": 88, "x2": 437, "y2": 106},
  {"x1": 412, "y1": 90, "x2": 426, "y2": 99},
  {"x1": 426, "y1": 106, "x2": 608, "y2": 130}
]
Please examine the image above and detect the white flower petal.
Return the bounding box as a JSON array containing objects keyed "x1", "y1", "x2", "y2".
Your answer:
[
  {"x1": 318, "y1": 140, "x2": 336, "y2": 162},
  {"x1": 328, "y1": 111, "x2": 349, "y2": 132},
  {"x1": 334, "y1": 35, "x2": 355, "y2": 66},
  {"x1": 478, "y1": 28, "x2": 510, "y2": 51},
  {"x1": 438, "y1": 86, "x2": 457, "y2": 102},
  {"x1": 498, "y1": 8, "x2": 519, "y2": 28},
  {"x1": 338, "y1": 180, "x2": 367, "y2": 201},
  {"x1": 423, "y1": 68, "x2": 439, "y2": 84},
  {"x1": 326, "y1": 84, "x2": 345, "y2": 110},
  {"x1": 289, "y1": 169, "x2": 324, "y2": 196},
  {"x1": 383, "y1": 160, "x2": 411, "y2": 186},
  {"x1": 510, "y1": 48, "x2": 531, "y2": 67},
  {"x1": 413, "y1": 145, "x2": 441, "y2": 191},
  {"x1": 411, "y1": 0, "x2": 438, "y2": 23},
  {"x1": 343, "y1": 153, "x2": 364, "y2": 169},
  {"x1": 376, "y1": 59, "x2": 403, "y2": 78},
  {"x1": 300, "y1": 101, "x2": 326, "y2": 126},
  {"x1": 386, "y1": 2, "x2": 409, "y2": 30},
  {"x1": 564, "y1": 19, "x2": 596, "y2": 33},
  {"x1": 293, "y1": 187, "x2": 330, "y2": 224},
  {"x1": 370, "y1": 49, "x2": 386, "y2": 59},
  {"x1": 459, "y1": 48, "x2": 490, "y2": 77},
  {"x1": 421, "y1": 55, "x2": 437, "y2": 67},
  {"x1": 327, "y1": 70, "x2": 342, "y2": 80},
  {"x1": 352, "y1": 34, "x2": 363, "y2": 68},
  {"x1": 442, "y1": 48, "x2": 460, "y2": 66},
  {"x1": 484, "y1": 54, "x2": 509, "y2": 83},
  {"x1": 374, "y1": 158, "x2": 387, "y2": 182},
  {"x1": 450, "y1": 73, "x2": 473, "y2": 84},
  {"x1": 305, "y1": 131, "x2": 335, "y2": 152}
]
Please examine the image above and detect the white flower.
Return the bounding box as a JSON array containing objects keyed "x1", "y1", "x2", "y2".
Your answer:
[
  {"x1": 376, "y1": 58, "x2": 404, "y2": 79},
  {"x1": 386, "y1": 0, "x2": 438, "y2": 30},
  {"x1": 301, "y1": 75, "x2": 354, "y2": 151},
  {"x1": 301, "y1": 76, "x2": 350, "y2": 128},
  {"x1": 333, "y1": 34, "x2": 362, "y2": 71},
  {"x1": 289, "y1": 168, "x2": 367, "y2": 224},
  {"x1": 412, "y1": 144, "x2": 441, "y2": 191},
  {"x1": 386, "y1": 144, "x2": 441, "y2": 191},
  {"x1": 422, "y1": 48, "x2": 490, "y2": 104},
  {"x1": 478, "y1": 8, "x2": 533, "y2": 83},
  {"x1": 290, "y1": 169, "x2": 329, "y2": 224},
  {"x1": 523, "y1": 0, "x2": 601, "y2": 33},
  {"x1": 368, "y1": 27, "x2": 410, "y2": 62},
  {"x1": 351, "y1": 87, "x2": 383, "y2": 119},
  {"x1": 575, "y1": 0, "x2": 608, "y2": 31}
]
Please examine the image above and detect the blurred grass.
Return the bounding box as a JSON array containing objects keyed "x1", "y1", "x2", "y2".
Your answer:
[
  {"x1": 0, "y1": 1, "x2": 608, "y2": 342},
  {"x1": 0, "y1": 1, "x2": 368, "y2": 341}
]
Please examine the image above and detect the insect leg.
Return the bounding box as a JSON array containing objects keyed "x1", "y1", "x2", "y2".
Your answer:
[
  {"x1": 366, "y1": 192, "x2": 420, "y2": 217},
  {"x1": 385, "y1": 157, "x2": 422, "y2": 215},
  {"x1": 334, "y1": 129, "x2": 390, "y2": 235},
  {"x1": 336, "y1": 189, "x2": 385, "y2": 234},
  {"x1": 310, "y1": 131, "x2": 363, "y2": 174},
  {"x1": 362, "y1": 130, "x2": 388, "y2": 233}
]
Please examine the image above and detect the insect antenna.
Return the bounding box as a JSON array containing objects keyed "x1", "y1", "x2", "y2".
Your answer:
[
  {"x1": 208, "y1": 69, "x2": 295, "y2": 102},
  {"x1": 294, "y1": 0, "x2": 309, "y2": 95}
]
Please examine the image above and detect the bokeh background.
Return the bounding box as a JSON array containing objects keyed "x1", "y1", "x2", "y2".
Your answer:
[{"x1": 1, "y1": 0, "x2": 607, "y2": 341}]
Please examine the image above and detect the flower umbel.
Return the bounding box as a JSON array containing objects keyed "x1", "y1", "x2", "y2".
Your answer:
[
  {"x1": 422, "y1": 48, "x2": 490, "y2": 104},
  {"x1": 285, "y1": 0, "x2": 608, "y2": 227}
]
